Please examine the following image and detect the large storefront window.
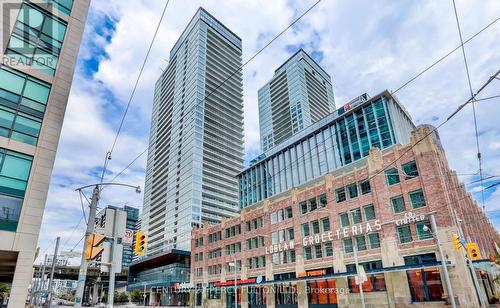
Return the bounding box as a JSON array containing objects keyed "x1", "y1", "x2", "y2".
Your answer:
[
  {"x1": 0, "y1": 148, "x2": 33, "y2": 231},
  {"x1": 346, "y1": 260, "x2": 386, "y2": 293},
  {"x1": 248, "y1": 286, "x2": 267, "y2": 308},
  {"x1": 208, "y1": 282, "x2": 221, "y2": 299},
  {"x1": 275, "y1": 283, "x2": 297, "y2": 307},
  {"x1": 404, "y1": 253, "x2": 444, "y2": 302},
  {"x1": 226, "y1": 287, "x2": 241, "y2": 308},
  {"x1": 6, "y1": 3, "x2": 67, "y2": 75},
  {"x1": 307, "y1": 279, "x2": 338, "y2": 307}
]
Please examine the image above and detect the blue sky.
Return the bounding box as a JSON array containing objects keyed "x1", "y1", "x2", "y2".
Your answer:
[{"x1": 36, "y1": 0, "x2": 500, "y2": 260}]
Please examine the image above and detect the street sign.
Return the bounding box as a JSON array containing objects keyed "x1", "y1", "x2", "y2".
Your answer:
[{"x1": 123, "y1": 229, "x2": 133, "y2": 245}]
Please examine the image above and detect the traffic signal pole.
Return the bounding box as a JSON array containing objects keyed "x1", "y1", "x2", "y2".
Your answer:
[
  {"x1": 74, "y1": 185, "x2": 100, "y2": 307},
  {"x1": 454, "y1": 211, "x2": 486, "y2": 307}
]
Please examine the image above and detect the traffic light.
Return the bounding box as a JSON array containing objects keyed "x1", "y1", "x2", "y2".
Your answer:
[
  {"x1": 135, "y1": 231, "x2": 147, "y2": 255},
  {"x1": 84, "y1": 233, "x2": 105, "y2": 260},
  {"x1": 466, "y1": 242, "x2": 481, "y2": 261},
  {"x1": 452, "y1": 234, "x2": 461, "y2": 251}
]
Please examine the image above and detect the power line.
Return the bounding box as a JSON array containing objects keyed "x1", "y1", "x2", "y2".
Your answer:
[
  {"x1": 451, "y1": 0, "x2": 486, "y2": 212},
  {"x1": 102, "y1": 0, "x2": 171, "y2": 182},
  {"x1": 393, "y1": 16, "x2": 500, "y2": 94},
  {"x1": 105, "y1": 0, "x2": 323, "y2": 183},
  {"x1": 69, "y1": 234, "x2": 85, "y2": 252},
  {"x1": 103, "y1": 10, "x2": 500, "y2": 202},
  {"x1": 109, "y1": 147, "x2": 148, "y2": 184},
  {"x1": 61, "y1": 214, "x2": 85, "y2": 251},
  {"x1": 475, "y1": 94, "x2": 500, "y2": 102},
  {"x1": 366, "y1": 69, "x2": 500, "y2": 185}
]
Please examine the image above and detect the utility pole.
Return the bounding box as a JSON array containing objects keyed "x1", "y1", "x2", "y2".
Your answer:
[
  {"x1": 107, "y1": 208, "x2": 119, "y2": 307},
  {"x1": 47, "y1": 237, "x2": 60, "y2": 308},
  {"x1": 454, "y1": 211, "x2": 486, "y2": 307},
  {"x1": 74, "y1": 185, "x2": 100, "y2": 307},
  {"x1": 429, "y1": 214, "x2": 456, "y2": 308},
  {"x1": 38, "y1": 254, "x2": 48, "y2": 307},
  {"x1": 73, "y1": 181, "x2": 140, "y2": 307}
]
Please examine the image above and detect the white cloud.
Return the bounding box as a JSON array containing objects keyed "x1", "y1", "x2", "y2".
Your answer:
[{"x1": 37, "y1": 0, "x2": 500, "y2": 257}]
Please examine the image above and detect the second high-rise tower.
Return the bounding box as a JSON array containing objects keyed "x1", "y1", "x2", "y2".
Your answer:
[{"x1": 142, "y1": 8, "x2": 244, "y2": 254}]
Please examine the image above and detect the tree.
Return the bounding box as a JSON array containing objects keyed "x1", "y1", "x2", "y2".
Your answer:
[
  {"x1": 101, "y1": 292, "x2": 107, "y2": 303},
  {"x1": 114, "y1": 291, "x2": 129, "y2": 303},
  {"x1": 130, "y1": 289, "x2": 142, "y2": 303},
  {"x1": 0, "y1": 284, "x2": 9, "y2": 301}
]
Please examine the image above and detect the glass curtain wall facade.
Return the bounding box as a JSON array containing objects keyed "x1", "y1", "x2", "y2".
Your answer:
[
  {"x1": 142, "y1": 7, "x2": 244, "y2": 254},
  {"x1": 259, "y1": 49, "x2": 335, "y2": 152},
  {"x1": 123, "y1": 205, "x2": 139, "y2": 267},
  {"x1": 239, "y1": 91, "x2": 414, "y2": 208},
  {"x1": 0, "y1": 1, "x2": 89, "y2": 307}
]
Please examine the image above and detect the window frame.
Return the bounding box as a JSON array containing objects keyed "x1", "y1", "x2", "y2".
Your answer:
[{"x1": 385, "y1": 168, "x2": 400, "y2": 186}]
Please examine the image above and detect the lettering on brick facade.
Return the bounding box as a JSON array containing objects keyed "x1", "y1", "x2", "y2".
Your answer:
[
  {"x1": 265, "y1": 220, "x2": 382, "y2": 254},
  {"x1": 395, "y1": 212, "x2": 425, "y2": 226}
]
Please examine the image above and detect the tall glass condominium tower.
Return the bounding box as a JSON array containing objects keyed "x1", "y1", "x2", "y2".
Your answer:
[
  {"x1": 259, "y1": 49, "x2": 335, "y2": 152},
  {"x1": 142, "y1": 8, "x2": 244, "y2": 254},
  {"x1": 0, "y1": 1, "x2": 90, "y2": 307}
]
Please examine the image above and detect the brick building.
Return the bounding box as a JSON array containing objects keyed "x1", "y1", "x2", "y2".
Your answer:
[{"x1": 189, "y1": 126, "x2": 498, "y2": 308}]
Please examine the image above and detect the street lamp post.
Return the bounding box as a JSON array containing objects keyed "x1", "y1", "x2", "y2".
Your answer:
[{"x1": 229, "y1": 258, "x2": 237, "y2": 308}]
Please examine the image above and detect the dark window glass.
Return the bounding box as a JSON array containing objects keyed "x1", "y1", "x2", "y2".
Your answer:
[
  {"x1": 363, "y1": 204, "x2": 376, "y2": 220},
  {"x1": 355, "y1": 235, "x2": 367, "y2": 251},
  {"x1": 314, "y1": 244, "x2": 323, "y2": 258},
  {"x1": 339, "y1": 212, "x2": 349, "y2": 227},
  {"x1": 308, "y1": 197, "x2": 317, "y2": 212},
  {"x1": 402, "y1": 161, "x2": 419, "y2": 179},
  {"x1": 299, "y1": 201, "x2": 307, "y2": 214},
  {"x1": 368, "y1": 233, "x2": 380, "y2": 249},
  {"x1": 391, "y1": 195, "x2": 406, "y2": 213},
  {"x1": 321, "y1": 217, "x2": 330, "y2": 232},
  {"x1": 359, "y1": 179, "x2": 371, "y2": 194},
  {"x1": 364, "y1": 104, "x2": 381, "y2": 149},
  {"x1": 324, "y1": 242, "x2": 333, "y2": 257},
  {"x1": 397, "y1": 225, "x2": 412, "y2": 243},
  {"x1": 350, "y1": 208, "x2": 362, "y2": 224},
  {"x1": 409, "y1": 189, "x2": 426, "y2": 209},
  {"x1": 343, "y1": 238, "x2": 353, "y2": 253},
  {"x1": 302, "y1": 223, "x2": 310, "y2": 237},
  {"x1": 385, "y1": 168, "x2": 400, "y2": 185},
  {"x1": 311, "y1": 220, "x2": 320, "y2": 234},
  {"x1": 347, "y1": 183, "x2": 358, "y2": 198},
  {"x1": 416, "y1": 221, "x2": 432, "y2": 240},
  {"x1": 336, "y1": 187, "x2": 346, "y2": 202},
  {"x1": 318, "y1": 193, "x2": 327, "y2": 207},
  {"x1": 304, "y1": 247, "x2": 312, "y2": 260}
]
